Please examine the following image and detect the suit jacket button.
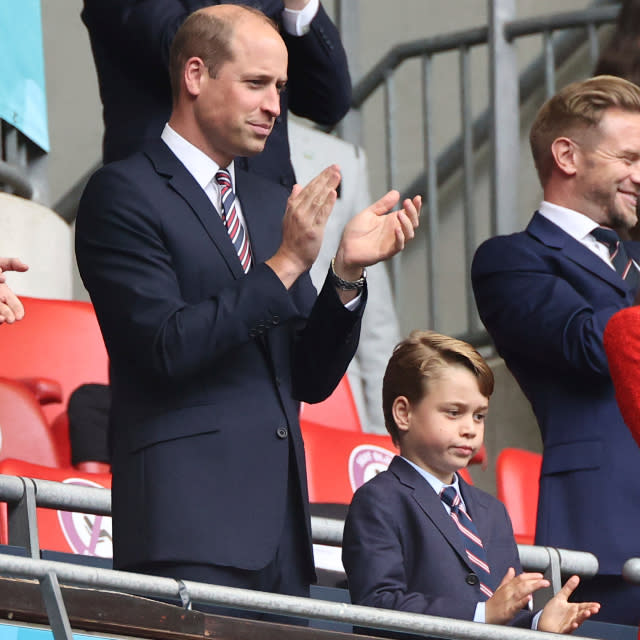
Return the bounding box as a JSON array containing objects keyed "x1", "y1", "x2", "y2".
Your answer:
[
  {"x1": 466, "y1": 573, "x2": 479, "y2": 586},
  {"x1": 272, "y1": 315, "x2": 280, "y2": 325},
  {"x1": 276, "y1": 427, "x2": 288, "y2": 439}
]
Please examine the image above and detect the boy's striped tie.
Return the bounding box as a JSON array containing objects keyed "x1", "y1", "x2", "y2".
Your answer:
[{"x1": 440, "y1": 485, "x2": 494, "y2": 599}]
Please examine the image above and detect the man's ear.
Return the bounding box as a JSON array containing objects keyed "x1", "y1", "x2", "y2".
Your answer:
[
  {"x1": 550, "y1": 137, "x2": 579, "y2": 177},
  {"x1": 392, "y1": 396, "x2": 411, "y2": 434},
  {"x1": 183, "y1": 57, "x2": 207, "y2": 97}
]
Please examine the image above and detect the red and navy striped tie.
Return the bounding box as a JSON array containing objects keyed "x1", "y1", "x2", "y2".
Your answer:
[
  {"x1": 215, "y1": 169, "x2": 252, "y2": 274},
  {"x1": 440, "y1": 485, "x2": 494, "y2": 599},
  {"x1": 592, "y1": 226, "x2": 640, "y2": 292}
]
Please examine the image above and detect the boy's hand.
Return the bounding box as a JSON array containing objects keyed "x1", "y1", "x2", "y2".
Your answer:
[
  {"x1": 485, "y1": 567, "x2": 549, "y2": 625},
  {"x1": 538, "y1": 575, "x2": 600, "y2": 633}
]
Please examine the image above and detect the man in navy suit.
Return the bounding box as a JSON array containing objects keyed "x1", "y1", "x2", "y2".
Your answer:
[
  {"x1": 342, "y1": 331, "x2": 598, "y2": 634},
  {"x1": 472, "y1": 75, "x2": 640, "y2": 625},
  {"x1": 75, "y1": 4, "x2": 420, "y2": 617},
  {"x1": 82, "y1": 0, "x2": 351, "y2": 189}
]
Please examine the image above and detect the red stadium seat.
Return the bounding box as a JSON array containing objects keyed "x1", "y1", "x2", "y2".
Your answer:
[
  {"x1": 0, "y1": 296, "x2": 109, "y2": 425},
  {"x1": 302, "y1": 422, "x2": 475, "y2": 505},
  {"x1": 0, "y1": 297, "x2": 109, "y2": 465},
  {"x1": 299, "y1": 375, "x2": 362, "y2": 432},
  {"x1": 495, "y1": 447, "x2": 542, "y2": 545},
  {"x1": 0, "y1": 377, "x2": 61, "y2": 467},
  {"x1": 0, "y1": 458, "x2": 112, "y2": 558},
  {"x1": 302, "y1": 422, "x2": 396, "y2": 503}
]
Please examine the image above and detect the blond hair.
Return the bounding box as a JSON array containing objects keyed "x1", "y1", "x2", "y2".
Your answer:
[{"x1": 530, "y1": 75, "x2": 640, "y2": 185}]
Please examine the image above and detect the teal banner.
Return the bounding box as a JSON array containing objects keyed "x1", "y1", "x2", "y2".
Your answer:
[
  {"x1": 0, "y1": 621, "x2": 118, "y2": 639},
  {"x1": 0, "y1": 0, "x2": 49, "y2": 151}
]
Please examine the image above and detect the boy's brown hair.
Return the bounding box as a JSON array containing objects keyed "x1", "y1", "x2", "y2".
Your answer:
[{"x1": 382, "y1": 330, "x2": 494, "y2": 445}]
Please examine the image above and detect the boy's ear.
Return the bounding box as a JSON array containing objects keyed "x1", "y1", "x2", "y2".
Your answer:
[{"x1": 392, "y1": 396, "x2": 411, "y2": 433}]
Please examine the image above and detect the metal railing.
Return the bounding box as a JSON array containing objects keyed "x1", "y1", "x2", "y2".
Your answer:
[
  {"x1": 0, "y1": 120, "x2": 49, "y2": 204},
  {"x1": 0, "y1": 473, "x2": 601, "y2": 640},
  {"x1": 0, "y1": 553, "x2": 601, "y2": 640}
]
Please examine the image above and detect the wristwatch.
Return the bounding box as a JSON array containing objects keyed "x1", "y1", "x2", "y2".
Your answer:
[{"x1": 329, "y1": 257, "x2": 367, "y2": 291}]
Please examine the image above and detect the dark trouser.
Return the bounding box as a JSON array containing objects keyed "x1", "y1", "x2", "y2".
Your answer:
[
  {"x1": 128, "y1": 458, "x2": 311, "y2": 625},
  {"x1": 573, "y1": 574, "x2": 640, "y2": 627}
]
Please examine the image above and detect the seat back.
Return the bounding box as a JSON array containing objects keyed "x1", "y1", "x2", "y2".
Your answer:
[
  {"x1": 300, "y1": 375, "x2": 362, "y2": 432},
  {"x1": 0, "y1": 458, "x2": 112, "y2": 558},
  {"x1": 0, "y1": 296, "x2": 109, "y2": 425},
  {"x1": 302, "y1": 422, "x2": 396, "y2": 503},
  {"x1": 495, "y1": 447, "x2": 542, "y2": 545},
  {"x1": 0, "y1": 378, "x2": 61, "y2": 467}
]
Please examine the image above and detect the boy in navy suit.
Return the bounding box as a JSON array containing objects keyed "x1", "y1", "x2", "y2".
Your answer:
[{"x1": 342, "y1": 331, "x2": 599, "y2": 633}]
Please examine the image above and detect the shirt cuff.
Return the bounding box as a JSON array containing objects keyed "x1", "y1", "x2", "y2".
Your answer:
[
  {"x1": 532, "y1": 610, "x2": 542, "y2": 630},
  {"x1": 281, "y1": 0, "x2": 319, "y2": 35},
  {"x1": 344, "y1": 291, "x2": 363, "y2": 311},
  {"x1": 474, "y1": 602, "x2": 485, "y2": 623}
]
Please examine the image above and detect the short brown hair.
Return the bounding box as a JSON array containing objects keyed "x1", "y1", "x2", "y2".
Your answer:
[
  {"x1": 529, "y1": 75, "x2": 640, "y2": 185},
  {"x1": 168, "y1": 6, "x2": 277, "y2": 102},
  {"x1": 382, "y1": 331, "x2": 494, "y2": 445}
]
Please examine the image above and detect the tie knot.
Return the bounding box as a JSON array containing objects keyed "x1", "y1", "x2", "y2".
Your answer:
[
  {"x1": 215, "y1": 169, "x2": 232, "y2": 189},
  {"x1": 591, "y1": 226, "x2": 620, "y2": 252},
  {"x1": 440, "y1": 485, "x2": 460, "y2": 511}
]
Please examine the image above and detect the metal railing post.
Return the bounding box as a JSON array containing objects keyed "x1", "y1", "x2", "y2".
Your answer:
[
  {"x1": 8, "y1": 477, "x2": 40, "y2": 559},
  {"x1": 489, "y1": 0, "x2": 520, "y2": 236},
  {"x1": 39, "y1": 571, "x2": 74, "y2": 640}
]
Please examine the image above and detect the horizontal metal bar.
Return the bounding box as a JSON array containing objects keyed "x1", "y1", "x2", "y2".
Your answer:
[
  {"x1": 352, "y1": 26, "x2": 488, "y2": 107},
  {"x1": 0, "y1": 160, "x2": 34, "y2": 199},
  {"x1": 0, "y1": 553, "x2": 595, "y2": 640},
  {"x1": 517, "y1": 545, "x2": 598, "y2": 578},
  {"x1": 0, "y1": 475, "x2": 111, "y2": 515},
  {"x1": 504, "y1": 4, "x2": 619, "y2": 41}
]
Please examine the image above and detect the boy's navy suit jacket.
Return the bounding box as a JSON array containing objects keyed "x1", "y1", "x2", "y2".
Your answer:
[{"x1": 343, "y1": 456, "x2": 533, "y2": 628}]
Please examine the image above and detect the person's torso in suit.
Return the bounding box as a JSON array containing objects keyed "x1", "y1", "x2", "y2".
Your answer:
[
  {"x1": 471, "y1": 211, "x2": 640, "y2": 573},
  {"x1": 75, "y1": 139, "x2": 363, "y2": 573}
]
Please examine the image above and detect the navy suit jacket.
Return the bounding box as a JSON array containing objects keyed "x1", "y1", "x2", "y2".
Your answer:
[
  {"x1": 75, "y1": 139, "x2": 364, "y2": 574},
  {"x1": 342, "y1": 457, "x2": 532, "y2": 628},
  {"x1": 472, "y1": 212, "x2": 640, "y2": 574},
  {"x1": 81, "y1": 0, "x2": 352, "y2": 188}
]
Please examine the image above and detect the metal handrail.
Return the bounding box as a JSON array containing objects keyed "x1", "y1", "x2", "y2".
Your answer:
[
  {"x1": 0, "y1": 553, "x2": 596, "y2": 640},
  {"x1": 0, "y1": 159, "x2": 34, "y2": 200},
  {"x1": 0, "y1": 473, "x2": 599, "y2": 577}
]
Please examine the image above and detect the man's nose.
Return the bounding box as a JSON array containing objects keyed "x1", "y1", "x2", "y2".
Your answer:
[{"x1": 263, "y1": 86, "x2": 281, "y2": 117}]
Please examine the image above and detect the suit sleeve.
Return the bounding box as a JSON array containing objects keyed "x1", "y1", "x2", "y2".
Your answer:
[
  {"x1": 472, "y1": 236, "x2": 621, "y2": 377},
  {"x1": 283, "y1": 3, "x2": 352, "y2": 125},
  {"x1": 342, "y1": 483, "x2": 479, "y2": 621},
  {"x1": 76, "y1": 163, "x2": 362, "y2": 402}
]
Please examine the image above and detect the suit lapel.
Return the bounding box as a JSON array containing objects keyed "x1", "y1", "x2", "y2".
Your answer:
[
  {"x1": 145, "y1": 140, "x2": 244, "y2": 279},
  {"x1": 235, "y1": 168, "x2": 284, "y2": 265},
  {"x1": 527, "y1": 212, "x2": 629, "y2": 294},
  {"x1": 390, "y1": 458, "x2": 472, "y2": 570}
]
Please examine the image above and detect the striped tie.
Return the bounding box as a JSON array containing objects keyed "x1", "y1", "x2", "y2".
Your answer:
[
  {"x1": 440, "y1": 485, "x2": 494, "y2": 599},
  {"x1": 215, "y1": 169, "x2": 252, "y2": 273},
  {"x1": 592, "y1": 226, "x2": 639, "y2": 292}
]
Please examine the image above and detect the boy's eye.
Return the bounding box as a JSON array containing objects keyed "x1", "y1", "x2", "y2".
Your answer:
[
  {"x1": 446, "y1": 408, "x2": 459, "y2": 417},
  {"x1": 474, "y1": 412, "x2": 486, "y2": 422}
]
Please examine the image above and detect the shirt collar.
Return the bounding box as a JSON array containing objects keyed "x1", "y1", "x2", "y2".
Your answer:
[
  {"x1": 537, "y1": 200, "x2": 600, "y2": 243},
  {"x1": 400, "y1": 456, "x2": 463, "y2": 498},
  {"x1": 161, "y1": 123, "x2": 236, "y2": 190}
]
